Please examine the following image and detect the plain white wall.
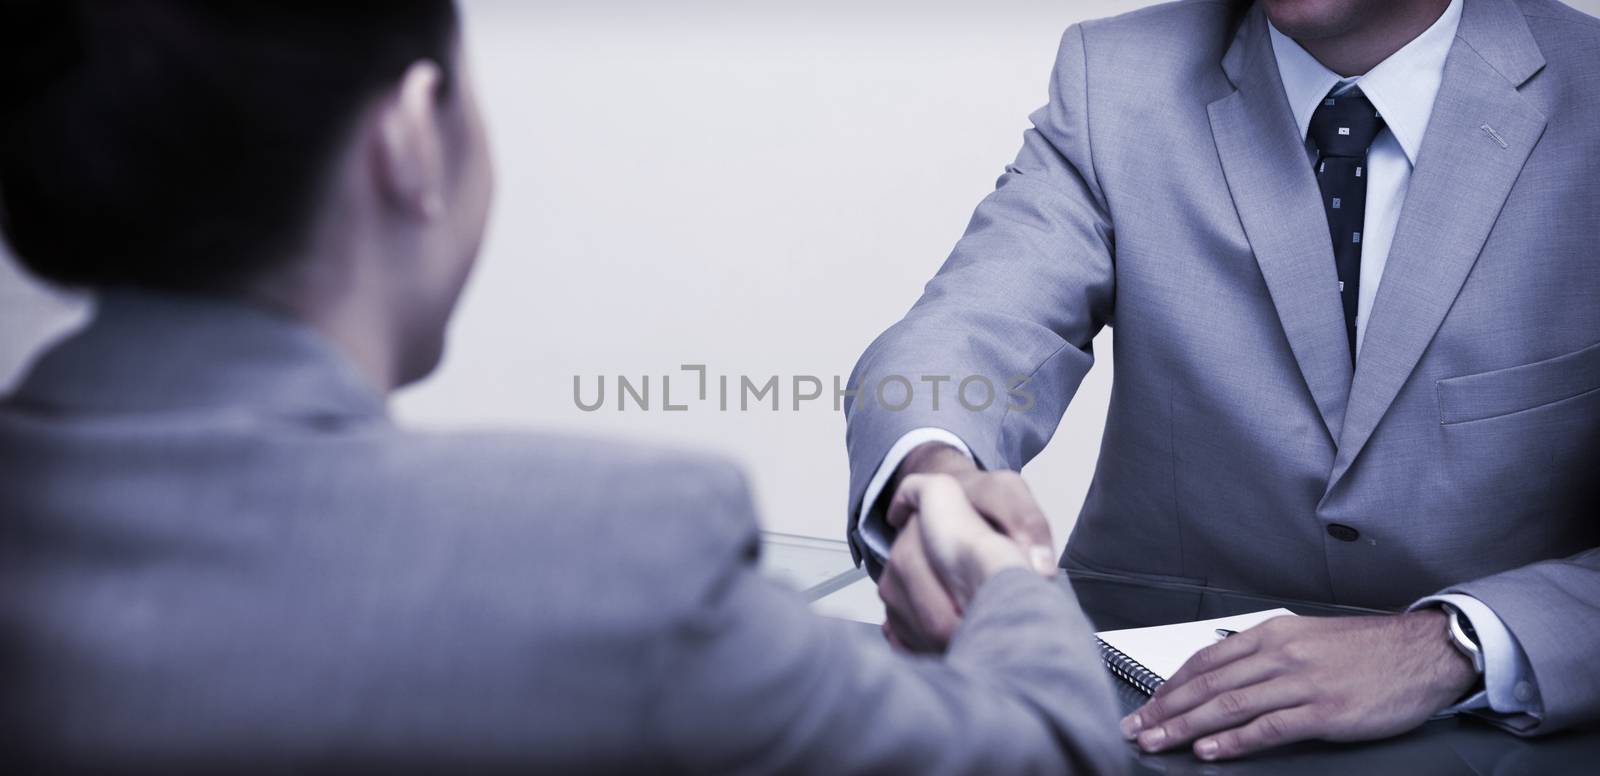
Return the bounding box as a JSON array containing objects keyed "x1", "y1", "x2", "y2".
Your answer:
[
  {"x1": 395, "y1": 0, "x2": 1153, "y2": 546},
  {"x1": 6, "y1": 0, "x2": 1598, "y2": 550}
]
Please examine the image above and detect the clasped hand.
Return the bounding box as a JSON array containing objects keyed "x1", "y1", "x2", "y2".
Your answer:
[
  {"x1": 873, "y1": 472, "x2": 1040, "y2": 653},
  {"x1": 877, "y1": 445, "x2": 1057, "y2": 653}
]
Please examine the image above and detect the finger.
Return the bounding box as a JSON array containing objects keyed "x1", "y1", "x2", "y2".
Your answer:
[
  {"x1": 900, "y1": 554, "x2": 962, "y2": 648},
  {"x1": 1194, "y1": 706, "x2": 1320, "y2": 761},
  {"x1": 895, "y1": 536, "x2": 962, "y2": 649},
  {"x1": 881, "y1": 620, "x2": 909, "y2": 652},
  {"x1": 877, "y1": 582, "x2": 921, "y2": 653},
  {"x1": 885, "y1": 602, "x2": 941, "y2": 654},
  {"x1": 969, "y1": 472, "x2": 1051, "y2": 543},
  {"x1": 1157, "y1": 628, "x2": 1264, "y2": 697},
  {"x1": 1124, "y1": 630, "x2": 1264, "y2": 737},
  {"x1": 907, "y1": 476, "x2": 987, "y2": 556},
  {"x1": 1135, "y1": 679, "x2": 1310, "y2": 754},
  {"x1": 964, "y1": 472, "x2": 1055, "y2": 570},
  {"x1": 885, "y1": 474, "x2": 922, "y2": 531},
  {"x1": 890, "y1": 473, "x2": 975, "y2": 525},
  {"x1": 1131, "y1": 651, "x2": 1284, "y2": 731},
  {"x1": 884, "y1": 523, "x2": 961, "y2": 651},
  {"x1": 875, "y1": 558, "x2": 916, "y2": 645},
  {"x1": 901, "y1": 476, "x2": 1033, "y2": 610}
]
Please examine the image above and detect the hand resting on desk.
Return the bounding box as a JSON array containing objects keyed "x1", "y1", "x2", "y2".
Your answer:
[{"x1": 1122, "y1": 611, "x2": 1478, "y2": 761}]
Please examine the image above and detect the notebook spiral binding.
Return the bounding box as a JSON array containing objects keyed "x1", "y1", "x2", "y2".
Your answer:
[{"x1": 1095, "y1": 638, "x2": 1165, "y2": 696}]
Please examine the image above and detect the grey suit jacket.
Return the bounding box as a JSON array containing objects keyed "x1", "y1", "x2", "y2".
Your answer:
[
  {"x1": 0, "y1": 292, "x2": 1124, "y2": 774},
  {"x1": 846, "y1": 0, "x2": 1600, "y2": 733}
]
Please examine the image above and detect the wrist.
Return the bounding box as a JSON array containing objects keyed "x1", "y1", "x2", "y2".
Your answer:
[
  {"x1": 1405, "y1": 609, "x2": 1479, "y2": 700},
  {"x1": 899, "y1": 441, "x2": 978, "y2": 480}
]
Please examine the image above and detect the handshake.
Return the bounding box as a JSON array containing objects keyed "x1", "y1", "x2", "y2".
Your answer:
[{"x1": 874, "y1": 442, "x2": 1059, "y2": 653}]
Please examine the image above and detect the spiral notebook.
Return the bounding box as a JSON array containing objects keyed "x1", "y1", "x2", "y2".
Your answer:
[{"x1": 1094, "y1": 609, "x2": 1295, "y2": 695}]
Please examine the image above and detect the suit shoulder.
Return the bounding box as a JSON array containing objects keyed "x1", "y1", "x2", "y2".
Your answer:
[
  {"x1": 350, "y1": 430, "x2": 764, "y2": 628},
  {"x1": 406, "y1": 430, "x2": 748, "y2": 489},
  {"x1": 372, "y1": 429, "x2": 759, "y2": 543},
  {"x1": 1517, "y1": 0, "x2": 1600, "y2": 29},
  {"x1": 1069, "y1": 0, "x2": 1238, "y2": 98},
  {"x1": 1517, "y1": 0, "x2": 1600, "y2": 85},
  {"x1": 1080, "y1": 0, "x2": 1236, "y2": 34},
  {"x1": 1077, "y1": 0, "x2": 1237, "y2": 54}
]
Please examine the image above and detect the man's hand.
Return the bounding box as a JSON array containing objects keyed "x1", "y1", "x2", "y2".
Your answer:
[
  {"x1": 877, "y1": 474, "x2": 1031, "y2": 651},
  {"x1": 876, "y1": 443, "x2": 1057, "y2": 652},
  {"x1": 1121, "y1": 611, "x2": 1478, "y2": 761}
]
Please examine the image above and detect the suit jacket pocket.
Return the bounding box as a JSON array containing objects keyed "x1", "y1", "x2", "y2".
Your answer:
[{"x1": 1437, "y1": 341, "x2": 1600, "y2": 425}]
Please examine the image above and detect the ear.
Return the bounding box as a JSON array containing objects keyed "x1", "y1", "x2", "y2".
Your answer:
[{"x1": 373, "y1": 60, "x2": 447, "y2": 221}]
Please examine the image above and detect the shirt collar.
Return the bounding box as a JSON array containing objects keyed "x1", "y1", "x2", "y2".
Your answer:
[{"x1": 1267, "y1": 0, "x2": 1463, "y2": 165}]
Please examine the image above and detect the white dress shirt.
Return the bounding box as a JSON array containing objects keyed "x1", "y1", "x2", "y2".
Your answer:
[{"x1": 861, "y1": 0, "x2": 1541, "y2": 724}]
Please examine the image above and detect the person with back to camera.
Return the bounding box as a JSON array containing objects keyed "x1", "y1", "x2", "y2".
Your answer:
[{"x1": 0, "y1": 2, "x2": 1125, "y2": 773}]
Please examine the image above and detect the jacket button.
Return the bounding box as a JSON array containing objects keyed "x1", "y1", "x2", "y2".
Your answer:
[{"x1": 1327, "y1": 523, "x2": 1360, "y2": 542}]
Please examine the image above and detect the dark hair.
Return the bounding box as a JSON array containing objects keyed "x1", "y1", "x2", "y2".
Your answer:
[{"x1": 0, "y1": 0, "x2": 460, "y2": 292}]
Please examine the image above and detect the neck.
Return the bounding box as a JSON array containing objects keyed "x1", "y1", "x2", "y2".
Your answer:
[
  {"x1": 1293, "y1": 0, "x2": 1450, "y2": 77},
  {"x1": 297, "y1": 300, "x2": 401, "y2": 394},
  {"x1": 245, "y1": 260, "x2": 401, "y2": 396}
]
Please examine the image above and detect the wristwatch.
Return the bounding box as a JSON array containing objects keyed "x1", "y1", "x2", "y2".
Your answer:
[{"x1": 1440, "y1": 602, "x2": 1485, "y2": 675}]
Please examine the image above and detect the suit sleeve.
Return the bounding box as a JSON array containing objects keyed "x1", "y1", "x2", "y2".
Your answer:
[
  {"x1": 1441, "y1": 548, "x2": 1600, "y2": 734},
  {"x1": 842, "y1": 24, "x2": 1115, "y2": 563},
  {"x1": 643, "y1": 468, "x2": 1128, "y2": 775}
]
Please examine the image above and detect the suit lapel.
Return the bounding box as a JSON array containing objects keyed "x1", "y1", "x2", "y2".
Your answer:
[
  {"x1": 1327, "y1": 0, "x2": 1547, "y2": 491},
  {"x1": 1208, "y1": 6, "x2": 1352, "y2": 442}
]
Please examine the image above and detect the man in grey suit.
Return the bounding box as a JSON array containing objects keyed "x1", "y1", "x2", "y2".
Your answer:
[
  {"x1": 0, "y1": 2, "x2": 1126, "y2": 772},
  {"x1": 846, "y1": 0, "x2": 1600, "y2": 762}
]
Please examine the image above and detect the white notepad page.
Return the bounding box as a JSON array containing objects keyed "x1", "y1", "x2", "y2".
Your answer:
[{"x1": 1096, "y1": 609, "x2": 1297, "y2": 682}]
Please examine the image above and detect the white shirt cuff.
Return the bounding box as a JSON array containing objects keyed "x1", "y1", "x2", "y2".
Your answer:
[
  {"x1": 856, "y1": 428, "x2": 973, "y2": 561},
  {"x1": 1412, "y1": 593, "x2": 1543, "y2": 720}
]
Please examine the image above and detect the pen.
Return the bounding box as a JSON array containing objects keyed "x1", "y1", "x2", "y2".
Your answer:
[{"x1": 1214, "y1": 628, "x2": 1238, "y2": 640}]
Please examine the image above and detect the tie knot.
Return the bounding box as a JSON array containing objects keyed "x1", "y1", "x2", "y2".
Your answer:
[{"x1": 1308, "y1": 87, "x2": 1385, "y2": 158}]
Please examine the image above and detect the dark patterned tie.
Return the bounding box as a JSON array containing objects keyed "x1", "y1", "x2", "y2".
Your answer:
[{"x1": 1308, "y1": 87, "x2": 1386, "y2": 361}]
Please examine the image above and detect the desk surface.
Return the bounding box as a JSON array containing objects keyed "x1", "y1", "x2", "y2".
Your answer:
[{"x1": 768, "y1": 534, "x2": 1600, "y2": 775}]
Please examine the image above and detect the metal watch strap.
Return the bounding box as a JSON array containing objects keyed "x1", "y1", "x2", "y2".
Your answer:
[{"x1": 1441, "y1": 602, "x2": 1485, "y2": 676}]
